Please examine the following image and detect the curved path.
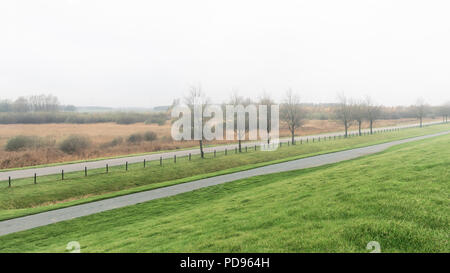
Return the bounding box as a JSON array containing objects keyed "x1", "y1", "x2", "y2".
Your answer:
[
  {"x1": 0, "y1": 121, "x2": 442, "y2": 181},
  {"x1": 0, "y1": 129, "x2": 448, "y2": 237}
]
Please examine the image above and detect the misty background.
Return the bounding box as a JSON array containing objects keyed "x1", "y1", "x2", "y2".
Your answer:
[{"x1": 1, "y1": 0, "x2": 449, "y2": 107}]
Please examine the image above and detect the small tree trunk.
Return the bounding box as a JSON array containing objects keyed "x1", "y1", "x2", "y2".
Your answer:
[
  {"x1": 199, "y1": 140, "x2": 204, "y2": 158},
  {"x1": 238, "y1": 139, "x2": 242, "y2": 153},
  {"x1": 370, "y1": 120, "x2": 373, "y2": 134},
  {"x1": 291, "y1": 131, "x2": 295, "y2": 145},
  {"x1": 344, "y1": 123, "x2": 348, "y2": 138},
  {"x1": 420, "y1": 117, "x2": 423, "y2": 128},
  {"x1": 358, "y1": 121, "x2": 362, "y2": 136}
]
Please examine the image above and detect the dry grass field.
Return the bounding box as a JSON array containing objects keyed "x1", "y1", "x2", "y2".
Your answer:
[{"x1": 0, "y1": 117, "x2": 438, "y2": 169}]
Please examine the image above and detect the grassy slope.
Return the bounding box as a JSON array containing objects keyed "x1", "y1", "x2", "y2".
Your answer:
[
  {"x1": 0, "y1": 133, "x2": 448, "y2": 253},
  {"x1": 0, "y1": 124, "x2": 449, "y2": 221}
]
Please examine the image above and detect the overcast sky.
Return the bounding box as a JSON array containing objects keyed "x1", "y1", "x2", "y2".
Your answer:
[{"x1": 0, "y1": 0, "x2": 449, "y2": 107}]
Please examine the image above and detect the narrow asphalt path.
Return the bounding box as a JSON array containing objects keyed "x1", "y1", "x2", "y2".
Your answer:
[
  {"x1": 0, "y1": 129, "x2": 448, "y2": 237},
  {"x1": 0, "y1": 121, "x2": 442, "y2": 181}
]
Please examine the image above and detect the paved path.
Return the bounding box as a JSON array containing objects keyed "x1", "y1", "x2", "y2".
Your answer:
[
  {"x1": 0, "y1": 129, "x2": 448, "y2": 237},
  {"x1": 0, "y1": 121, "x2": 443, "y2": 181}
]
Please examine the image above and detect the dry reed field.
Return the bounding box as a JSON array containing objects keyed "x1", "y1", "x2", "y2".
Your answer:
[{"x1": 0, "y1": 117, "x2": 437, "y2": 169}]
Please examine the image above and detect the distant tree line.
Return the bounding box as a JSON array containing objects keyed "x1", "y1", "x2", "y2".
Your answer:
[
  {"x1": 0, "y1": 94, "x2": 76, "y2": 113},
  {"x1": 0, "y1": 111, "x2": 170, "y2": 125},
  {"x1": 0, "y1": 94, "x2": 170, "y2": 125}
]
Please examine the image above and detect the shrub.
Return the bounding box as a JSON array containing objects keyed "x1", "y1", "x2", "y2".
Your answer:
[
  {"x1": 127, "y1": 133, "x2": 143, "y2": 144},
  {"x1": 100, "y1": 137, "x2": 124, "y2": 149},
  {"x1": 59, "y1": 135, "x2": 91, "y2": 154},
  {"x1": 5, "y1": 136, "x2": 37, "y2": 151},
  {"x1": 110, "y1": 137, "x2": 124, "y2": 146},
  {"x1": 143, "y1": 131, "x2": 157, "y2": 142}
]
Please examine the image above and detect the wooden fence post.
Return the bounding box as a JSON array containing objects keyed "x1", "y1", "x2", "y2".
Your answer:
[
  {"x1": 34, "y1": 173, "x2": 37, "y2": 184},
  {"x1": 62, "y1": 170, "x2": 64, "y2": 181},
  {"x1": 85, "y1": 167, "x2": 87, "y2": 177},
  {"x1": 9, "y1": 176, "x2": 11, "y2": 187}
]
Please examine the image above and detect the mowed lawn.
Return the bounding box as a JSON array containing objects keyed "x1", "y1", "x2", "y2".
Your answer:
[{"x1": 0, "y1": 133, "x2": 448, "y2": 253}]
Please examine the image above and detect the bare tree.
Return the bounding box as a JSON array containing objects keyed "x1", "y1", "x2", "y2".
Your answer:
[
  {"x1": 184, "y1": 85, "x2": 210, "y2": 158},
  {"x1": 29, "y1": 94, "x2": 60, "y2": 112},
  {"x1": 365, "y1": 96, "x2": 381, "y2": 134},
  {"x1": 352, "y1": 100, "x2": 365, "y2": 136},
  {"x1": 438, "y1": 101, "x2": 450, "y2": 123},
  {"x1": 280, "y1": 89, "x2": 305, "y2": 144},
  {"x1": 258, "y1": 93, "x2": 275, "y2": 144},
  {"x1": 228, "y1": 92, "x2": 252, "y2": 152},
  {"x1": 335, "y1": 92, "x2": 354, "y2": 137},
  {"x1": 0, "y1": 99, "x2": 12, "y2": 112},
  {"x1": 414, "y1": 98, "x2": 428, "y2": 128},
  {"x1": 12, "y1": 97, "x2": 30, "y2": 112},
  {"x1": 445, "y1": 101, "x2": 450, "y2": 123}
]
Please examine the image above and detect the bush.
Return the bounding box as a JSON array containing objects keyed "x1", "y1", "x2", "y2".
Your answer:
[
  {"x1": 143, "y1": 131, "x2": 157, "y2": 142},
  {"x1": 5, "y1": 136, "x2": 37, "y2": 151},
  {"x1": 100, "y1": 137, "x2": 124, "y2": 149},
  {"x1": 59, "y1": 135, "x2": 91, "y2": 154},
  {"x1": 127, "y1": 133, "x2": 143, "y2": 144},
  {"x1": 110, "y1": 137, "x2": 124, "y2": 146}
]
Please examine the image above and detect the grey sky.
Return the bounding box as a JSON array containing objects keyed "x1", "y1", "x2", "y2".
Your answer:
[{"x1": 0, "y1": 0, "x2": 449, "y2": 107}]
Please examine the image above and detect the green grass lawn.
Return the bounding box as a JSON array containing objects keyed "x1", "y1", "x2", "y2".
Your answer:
[
  {"x1": 0, "y1": 123, "x2": 449, "y2": 221},
  {"x1": 0, "y1": 132, "x2": 448, "y2": 253}
]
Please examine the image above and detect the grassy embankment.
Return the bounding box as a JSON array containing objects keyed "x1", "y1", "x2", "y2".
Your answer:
[
  {"x1": 0, "y1": 129, "x2": 448, "y2": 252},
  {"x1": 0, "y1": 123, "x2": 448, "y2": 222}
]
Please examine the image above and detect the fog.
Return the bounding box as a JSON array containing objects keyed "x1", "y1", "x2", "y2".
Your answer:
[{"x1": 1, "y1": 0, "x2": 449, "y2": 107}]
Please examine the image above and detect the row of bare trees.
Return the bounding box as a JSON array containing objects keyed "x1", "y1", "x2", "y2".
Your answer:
[
  {"x1": 437, "y1": 101, "x2": 450, "y2": 123},
  {"x1": 177, "y1": 87, "x2": 449, "y2": 158},
  {"x1": 181, "y1": 86, "x2": 309, "y2": 157},
  {"x1": 182, "y1": 85, "x2": 281, "y2": 158},
  {"x1": 336, "y1": 95, "x2": 450, "y2": 136},
  {"x1": 335, "y1": 93, "x2": 382, "y2": 137}
]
